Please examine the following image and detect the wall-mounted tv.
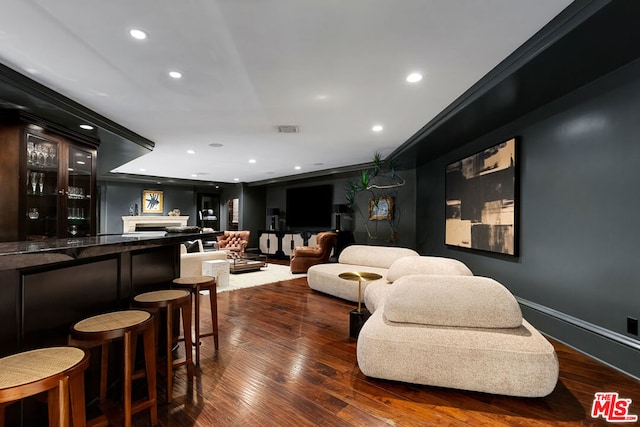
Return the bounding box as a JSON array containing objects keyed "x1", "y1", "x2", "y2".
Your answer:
[{"x1": 286, "y1": 184, "x2": 333, "y2": 229}]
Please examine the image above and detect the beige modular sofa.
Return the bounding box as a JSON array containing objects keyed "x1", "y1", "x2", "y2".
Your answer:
[
  {"x1": 357, "y1": 273, "x2": 559, "y2": 397},
  {"x1": 306, "y1": 245, "x2": 420, "y2": 302}
]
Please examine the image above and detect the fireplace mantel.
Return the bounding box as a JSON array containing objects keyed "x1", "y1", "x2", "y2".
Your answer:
[{"x1": 122, "y1": 215, "x2": 189, "y2": 233}]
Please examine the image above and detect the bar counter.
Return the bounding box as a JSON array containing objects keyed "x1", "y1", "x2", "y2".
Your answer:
[
  {"x1": 0, "y1": 232, "x2": 209, "y2": 270},
  {"x1": 0, "y1": 231, "x2": 212, "y2": 356}
]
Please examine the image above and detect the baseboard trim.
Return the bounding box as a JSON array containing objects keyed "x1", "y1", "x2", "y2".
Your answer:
[{"x1": 517, "y1": 297, "x2": 640, "y2": 381}]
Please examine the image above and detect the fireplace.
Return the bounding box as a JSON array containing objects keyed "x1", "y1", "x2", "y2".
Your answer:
[{"x1": 122, "y1": 215, "x2": 189, "y2": 233}]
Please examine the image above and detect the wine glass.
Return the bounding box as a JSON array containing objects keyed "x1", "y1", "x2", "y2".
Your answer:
[
  {"x1": 48, "y1": 146, "x2": 56, "y2": 166},
  {"x1": 27, "y1": 141, "x2": 34, "y2": 165},
  {"x1": 69, "y1": 225, "x2": 78, "y2": 236},
  {"x1": 30, "y1": 171, "x2": 38, "y2": 193},
  {"x1": 36, "y1": 145, "x2": 45, "y2": 166},
  {"x1": 38, "y1": 172, "x2": 44, "y2": 193},
  {"x1": 43, "y1": 145, "x2": 50, "y2": 166},
  {"x1": 31, "y1": 144, "x2": 39, "y2": 164}
]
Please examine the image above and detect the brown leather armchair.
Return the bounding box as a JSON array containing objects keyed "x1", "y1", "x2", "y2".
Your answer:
[
  {"x1": 290, "y1": 231, "x2": 337, "y2": 273},
  {"x1": 217, "y1": 230, "x2": 250, "y2": 257}
]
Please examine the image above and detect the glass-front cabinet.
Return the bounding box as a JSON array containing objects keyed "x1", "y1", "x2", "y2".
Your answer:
[
  {"x1": 0, "y1": 115, "x2": 98, "y2": 242},
  {"x1": 66, "y1": 145, "x2": 94, "y2": 237},
  {"x1": 23, "y1": 132, "x2": 97, "y2": 240}
]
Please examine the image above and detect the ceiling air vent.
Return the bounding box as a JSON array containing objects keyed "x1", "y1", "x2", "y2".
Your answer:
[{"x1": 276, "y1": 125, "x2": 299, "y2": 134}]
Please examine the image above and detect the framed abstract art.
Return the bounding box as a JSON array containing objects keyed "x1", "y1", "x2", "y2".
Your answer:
[
  {"x1": 142, "y1": 189, "x2": 163, "y2": 213},
  {"x1": 445, "y1": 137, "x2": 518, "y2": 256}
]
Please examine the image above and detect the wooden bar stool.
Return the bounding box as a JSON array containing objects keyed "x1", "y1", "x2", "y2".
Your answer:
[
  {"x1": 132, "y1": 289, "x2": 194, "y2": 402},
  {"x1": 0, "y1": 346, "x2": 89, "y2": 427},
  {"x1": 171, "y1": 276, "x2": 218, "y2": 366},
  {"x1": 69, "y1": 310, "x2": 157, "y2": 427}
]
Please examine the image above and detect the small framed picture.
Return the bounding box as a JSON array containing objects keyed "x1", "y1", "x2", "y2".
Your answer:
[
  {"x1": 142, "y1": 190, "x2": 163, "y2": 213},
  {"x1": 369, "y1": 197, "x2": 393, "y2": 220}
]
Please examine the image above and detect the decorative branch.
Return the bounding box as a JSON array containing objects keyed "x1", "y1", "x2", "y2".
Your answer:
[{"x1": 345, "y1": 152, "x2": 405, "y2": 244}]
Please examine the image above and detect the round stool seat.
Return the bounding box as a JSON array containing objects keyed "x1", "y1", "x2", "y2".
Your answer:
[
  {"x1": 172, "y1": 276, "x2": 215, "y2": 287},
  {"x1": 0, "y1": 347, "x2": 86, "y2": 390},
  {"x1": 134, "y1": 289, "x2": 190, "y2": 305},
  {"x1": 72, "y1": 310, "x2": 152, "y2": 341},
  {"x1": 0, "y1": 347, "x2": 89, "y2": 427}
]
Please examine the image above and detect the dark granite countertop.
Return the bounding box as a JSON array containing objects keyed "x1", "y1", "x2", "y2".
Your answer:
[{"x1": 0, "y1": 231, "x2": 214, "y2": 270}]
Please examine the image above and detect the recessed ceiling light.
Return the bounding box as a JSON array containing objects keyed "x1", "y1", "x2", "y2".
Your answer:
[
  {"x1": 139, "y1": 168, "x2": 147, "y2": 172},
  {"x1": 169, "y1": 71, "x2": 182, "y2": 79},
  {"x1": 249, "y1": 159, "x2": 256, "y2": 164},
  {"x1": 233, "y1": 178, "x2": 240, "y2": 182},
  {"x1": 294, "y1": 166, "x2": 301, "y2": 170},
  {"x1": 129, "y1": 29, "x2": 147, "y2": 40},
  {"x1": 209, "y1": 143, "x2": 223, "y2": 148},
  {"x1": 372, "y1": 125, "x2": 383, "y2": 132},
  {"x1": 406, "y1": 72, "x2": 423, "y2": 83},
  {"x1": 191, "y1": 174, "x2": 198, "y2": 178},
  {"x1": 79, "y1": 124, "x2": 94, "y2": 130},
  {"x1": 186, "y1": 150, "x2": 195, "y2": 154}
]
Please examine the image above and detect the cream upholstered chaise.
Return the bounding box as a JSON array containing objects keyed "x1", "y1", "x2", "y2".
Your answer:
[
  {"x1": 179, "y1": 239, "x2": 227, "y2": 278},
  {"x1": 357, "y1": 273, "x2": 559, "y2": 398},
  {"x1": 306, "y1": 245, "x2": 419, "y2": 302}
]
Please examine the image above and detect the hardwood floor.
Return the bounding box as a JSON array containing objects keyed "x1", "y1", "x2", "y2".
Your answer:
[{"x1": 132, "y1": 275, "x2": 640, "y2": 426}]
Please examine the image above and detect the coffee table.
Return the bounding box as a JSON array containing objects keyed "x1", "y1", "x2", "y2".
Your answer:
[{"x1": 228, "y1": 254, "x2": 268, "y2": 273}]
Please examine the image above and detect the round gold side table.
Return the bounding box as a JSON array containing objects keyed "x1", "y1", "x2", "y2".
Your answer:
[{"x1": 338, "y1": 271, "x2": 382, "y2": 338}]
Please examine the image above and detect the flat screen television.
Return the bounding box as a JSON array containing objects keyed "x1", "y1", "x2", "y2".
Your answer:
[{"x1": 286, "y1": 184, "x2": 333, "y2": 229}]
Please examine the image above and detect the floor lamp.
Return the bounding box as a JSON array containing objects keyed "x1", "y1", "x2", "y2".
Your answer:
[
  {"x1": 267, "y1": 208, "x2": 280, "y2": 230},
  {"x1": 332, "y1": 204, "x2": 348, "y2": 231}
]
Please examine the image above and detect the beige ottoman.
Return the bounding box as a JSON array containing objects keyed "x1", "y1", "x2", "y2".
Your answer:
[{"x1": 202, "y1": 259, "x2": 230, "y2": 289}]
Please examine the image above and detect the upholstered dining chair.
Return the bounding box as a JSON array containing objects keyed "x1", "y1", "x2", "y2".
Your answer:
[
  {"x1": 290, "y1": 231, "x2": 337, "y2": 273},
  {"x1": 217, "y1": 230, "x2": 250, "y2": 257}
]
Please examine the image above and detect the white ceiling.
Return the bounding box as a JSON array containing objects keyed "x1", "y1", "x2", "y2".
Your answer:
[{"x1": 0, "y1": 0, "x2": 573, "y2": 184}]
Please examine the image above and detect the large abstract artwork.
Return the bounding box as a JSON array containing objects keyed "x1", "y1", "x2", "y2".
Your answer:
[{"x1": 445, "y1": 137, "x2": 518, "y2": 255}]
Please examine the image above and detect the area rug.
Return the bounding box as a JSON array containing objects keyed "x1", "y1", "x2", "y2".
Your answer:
[{"x1": 215, "y1": 263, "x2": 306, "y2": 293}]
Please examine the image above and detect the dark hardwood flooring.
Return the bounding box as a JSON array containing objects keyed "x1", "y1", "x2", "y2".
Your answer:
[{"x1": 131, "y1": 271, "x2": 640, "y2": 426}]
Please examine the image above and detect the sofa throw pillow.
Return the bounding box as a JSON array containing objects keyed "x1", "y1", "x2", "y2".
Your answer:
[
  {"x1": 184, "y1": 239, "x2": 202, "y2": 253},
  {"x1": 386, "y1": 256, "x2": 473, "y2": 283},
  {"x1": 384, "y1": 275, "x2": 522, "y2": 328}
]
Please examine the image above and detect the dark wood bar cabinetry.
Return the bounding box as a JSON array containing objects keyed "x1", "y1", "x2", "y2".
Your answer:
[
  {"x1": 0, "y1": 233, "x2": 214, "y2": 355},
  {"x1": 0, "y1": 232, "x2": 212, "y2": 425},
  {"x1": 0, "y1": 112, "x2": 98, "y2": 242}
]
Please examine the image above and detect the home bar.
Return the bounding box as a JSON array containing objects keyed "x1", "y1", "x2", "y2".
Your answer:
[
  {"x1": 2, "y1": 2, "x2": 640, "y2": 426},
  {"x1": 0, "y1": 232, "x2": 212, "y2": 355}
]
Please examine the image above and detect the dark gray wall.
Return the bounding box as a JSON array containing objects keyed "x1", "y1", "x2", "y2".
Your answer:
[
  {"x1": 241, "y1": 184, "x2": 267, "y2": 249},
  {"x1": 417, "y1": 59, "x2": 640, "y2": 379},
  {"x1": 99, "y1": 181, "x2": 208, "y2": 234},
  {"x1": 264, "y1": 168, "x2": 416, "y2": 249},
  {"x1": 99, "y1": 181, "x2": 197, "y2": 234}
]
